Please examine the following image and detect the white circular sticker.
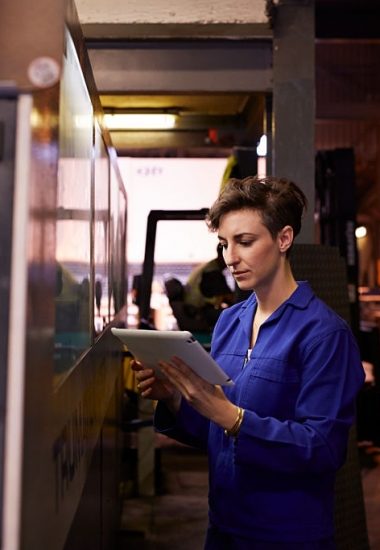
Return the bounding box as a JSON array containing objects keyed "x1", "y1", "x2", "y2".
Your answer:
[{"x1": 27, "y1": 57, "x2": 60, "y2": 88}]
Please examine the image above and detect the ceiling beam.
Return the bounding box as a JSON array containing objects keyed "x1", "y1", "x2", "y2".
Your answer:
[
  {"x1": 88, "y1": 41, "x2": 272, "y2": 94},
  {"x1": 76, "y1": 0, "x2": 270, "y2": 40}
]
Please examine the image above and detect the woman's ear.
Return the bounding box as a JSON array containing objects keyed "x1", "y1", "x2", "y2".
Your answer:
[{"x1": 278, "y1": 225, "x2": 294, "y2": 254}]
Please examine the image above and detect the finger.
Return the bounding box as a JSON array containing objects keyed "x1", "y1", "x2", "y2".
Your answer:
[
  {"x1": 140, "y1": 387, "x2": 152, "y2": 398},
  {"x1": 137, "y1": 376, "x2": 156, "y2": 390},
  {"x1": 163, "y1": 357, "x2": 216, "y2": 398},
  {"x1": 159, "y1": 362, "x2": 187, "y2": 392},
  {"x1": 169, "y1": 356, "x2": 206, "y2": 386},
  {"x1": 159, "y1": 360, "x2": 183, "y2": 381},
  {"x1": 170, "y1": 356, "x2": 193, "y2": 373},
  {"x1": 159, "y1": 357, "x2": 193, "y2": 381},
  {"x1": 131, "y1": 359, "x2": 143, "y2": 371},
  {"x1": 159, "y1": 362, "x2": 199, "y2": 405},
  {"x1": 135, "y1": 368, "x2": 154, "y2": 382}
]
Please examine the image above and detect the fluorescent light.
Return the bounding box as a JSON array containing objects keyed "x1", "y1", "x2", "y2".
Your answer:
[
  {"x1": 104, "y1": 113, "x2": 176, "y2": 130},
  {"x1": 256, "y1": 134, "x2": 267, "y2": 157},
  {"x1": 355, "y1": 226, "x2": 367, "y2": 239}
]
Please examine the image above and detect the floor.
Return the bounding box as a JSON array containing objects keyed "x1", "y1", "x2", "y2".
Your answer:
[
  {"x1": 118, "y1": 442, "x2": 209, "y2": 549},
  {"x1": 118, "y1": 439, "x2": 380, "y2": 550}
]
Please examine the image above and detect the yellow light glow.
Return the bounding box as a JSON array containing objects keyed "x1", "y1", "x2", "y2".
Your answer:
[
  {"x1": 355, "y1": 226, "x2": 367, "y2": 239},
  {"x1": 103, "y1": 113, "x2": 177, "y2": 130}
]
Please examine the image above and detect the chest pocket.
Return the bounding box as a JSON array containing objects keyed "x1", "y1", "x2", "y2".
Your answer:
[{"x1": 240, "y1": 357, "x2": 300, "y2": 420}]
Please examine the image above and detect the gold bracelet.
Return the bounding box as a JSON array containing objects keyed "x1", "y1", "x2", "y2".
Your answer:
[
  {"x1": 224, "y1": 406, "x2": 245, "y2": 437},
  {"x1": 233, "y1": 407, "x2": 245, "y2": 436}
]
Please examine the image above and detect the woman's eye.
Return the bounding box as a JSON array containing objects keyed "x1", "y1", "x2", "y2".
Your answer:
[{"x1": 239, "y1": 241, "x2": 253, "y2": 247}]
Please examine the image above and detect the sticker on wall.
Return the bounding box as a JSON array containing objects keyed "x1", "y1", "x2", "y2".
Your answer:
[{"x1": 27, "y1": 56, "x2": 60, "y2": 88}]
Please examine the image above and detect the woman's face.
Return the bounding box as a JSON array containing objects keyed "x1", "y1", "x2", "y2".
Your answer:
[{"x1": 217, "y1": 208, "x2": 287, "y2": 292}]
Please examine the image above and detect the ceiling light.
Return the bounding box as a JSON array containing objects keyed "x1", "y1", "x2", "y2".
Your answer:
[
  {"x1": 103, "y1": 113, "x2": 177, "y2": 130},
  {"x1": 355, "y1": 226, "x2": 367, "y2": 239}
]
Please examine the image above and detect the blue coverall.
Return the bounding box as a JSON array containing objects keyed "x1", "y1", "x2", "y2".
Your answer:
[{"x1": 155, "y1": 282, "x2": 365, "y2": 544}]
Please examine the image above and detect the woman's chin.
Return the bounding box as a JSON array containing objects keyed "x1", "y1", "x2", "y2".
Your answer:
[{"x1": 236, "y1": 281, "x2": 253, "y2": 291}]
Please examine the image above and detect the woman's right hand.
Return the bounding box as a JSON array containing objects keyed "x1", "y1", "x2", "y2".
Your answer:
[{"x1": 131, "y1": 359, "x2": 181, "y2": 412}]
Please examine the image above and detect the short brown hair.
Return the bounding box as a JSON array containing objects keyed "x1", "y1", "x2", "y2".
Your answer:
[{"x1": 206, "y1": 176, "x2": 307, "y2": 242}]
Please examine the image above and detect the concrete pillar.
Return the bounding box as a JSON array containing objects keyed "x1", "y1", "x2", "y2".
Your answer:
[{"x1": 273, "y1": 0, "x2": 315, "y2": 243}]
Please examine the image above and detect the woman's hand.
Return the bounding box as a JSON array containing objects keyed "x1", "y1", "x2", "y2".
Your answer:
[
  {"x1": 159, "y1": 356, "x2": 238, "y2": 430},
  {"x1": 131, "y1": 359, "x2": 181, "y2": 413}
]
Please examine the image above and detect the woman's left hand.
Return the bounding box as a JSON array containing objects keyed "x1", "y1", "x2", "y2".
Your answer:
[{"x1": 159, "y1": 356, "x2": 238, "y2": 429}]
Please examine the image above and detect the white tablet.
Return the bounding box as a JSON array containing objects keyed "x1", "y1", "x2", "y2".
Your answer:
[{"x1": 111, "y1": 328, "x2": 233, "y2": 386}]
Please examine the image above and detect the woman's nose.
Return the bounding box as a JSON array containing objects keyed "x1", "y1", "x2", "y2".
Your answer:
[{"x1": 224, "y1": 247, "x2": 239, "y2": 268}]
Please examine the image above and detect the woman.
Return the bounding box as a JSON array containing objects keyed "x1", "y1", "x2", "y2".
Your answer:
[{"x1": 132, "y1": 176, "x2": 365, "y2": 549}]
